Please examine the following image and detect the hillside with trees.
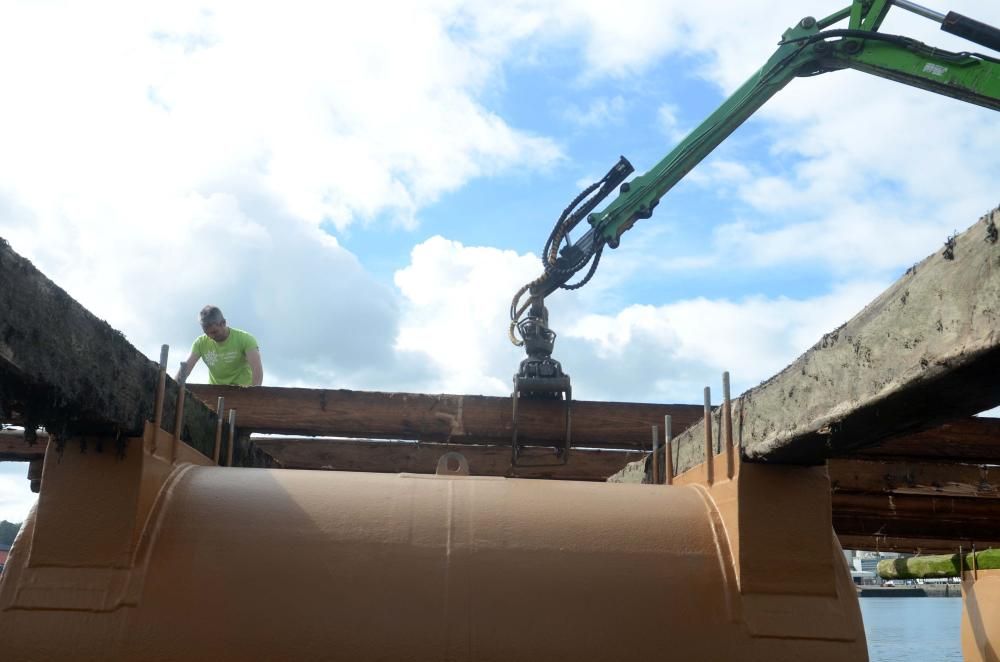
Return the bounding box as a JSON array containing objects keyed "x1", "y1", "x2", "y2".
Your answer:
[{"x1": 0, "y1": 520, "x2": 22, "y2": 547}]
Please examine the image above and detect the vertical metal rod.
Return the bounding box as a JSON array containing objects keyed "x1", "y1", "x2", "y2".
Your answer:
[
  {"x1": 153, "y1": 345, "x2": 169, "y2": 430},
  {"x1": 703, "y1": 387, "x2": 714, "y2": 485},
  {"x1": 170, "y1": 364, "x2": 187, "y2": 463},
  {"x1": 664, "y1": 415, "x2": 673, "y2": 485},
  {"x1": 723, "y1": 372, "x2": 734, "y2": 480},
  {"x1": 226, "y1": 409, "x2": 237, "y2": 467},
  {"x1": 651, "y1": 425, "x2": 660, "y2": 484},
  {"x1": 213, "y1": 397, "x2": 225, "y2": 465}
]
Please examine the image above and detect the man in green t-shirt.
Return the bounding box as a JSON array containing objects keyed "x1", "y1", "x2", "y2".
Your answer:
[{"x1": 176, "y1": 305, "x2": 264, "y2": 386}]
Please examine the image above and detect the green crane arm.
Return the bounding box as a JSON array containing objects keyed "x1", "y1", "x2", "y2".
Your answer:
[
  {"x1": 514, "y1": 0, "x2": 1000, "y2": 315},
  {"x1": 591, "y1": 1, "x2": 999, "y2": 250},
  {"x1": 507, "y1": 0, "x2": 999, "y2": 457}
]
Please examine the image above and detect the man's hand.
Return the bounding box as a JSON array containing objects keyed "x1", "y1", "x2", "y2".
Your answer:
[{"x1": 176, "y1": 351, "x2": 200, "y2": 383}]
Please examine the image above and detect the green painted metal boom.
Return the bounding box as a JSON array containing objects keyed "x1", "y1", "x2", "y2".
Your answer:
[{"x1": 520, "y1": 0, "x2": 1000, "y2": 306}]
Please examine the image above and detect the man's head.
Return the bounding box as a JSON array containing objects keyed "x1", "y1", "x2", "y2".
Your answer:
[{"x1": 199, "y1": 305, "x2": 229, "y2": 342}]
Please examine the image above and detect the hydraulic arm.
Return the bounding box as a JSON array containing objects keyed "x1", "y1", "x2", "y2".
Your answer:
[{"x1": 508, "y1": 0, "x2": 1000, "y2": 464}]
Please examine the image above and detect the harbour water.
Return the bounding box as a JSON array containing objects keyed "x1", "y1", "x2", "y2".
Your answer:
[{"x1": 861, "y1": 596, "x2": 963, "y2": 661}]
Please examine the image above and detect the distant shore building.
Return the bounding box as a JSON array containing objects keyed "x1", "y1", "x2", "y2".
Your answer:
[{"x1": 844, "y1": 549, "x2": 899, "y2": 585}]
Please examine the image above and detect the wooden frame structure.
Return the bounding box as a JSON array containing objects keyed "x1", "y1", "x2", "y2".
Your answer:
[{"x1": 1, "y1": 207, "x2": 999, "y2": 553}]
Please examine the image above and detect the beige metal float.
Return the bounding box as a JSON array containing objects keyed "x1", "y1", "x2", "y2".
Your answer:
[
  {"x1": 0, "y1": 410, "x2": 868, "y2": 660},
  {"x1": 964, "y1": 568, "x2": 1000, "y2": 662}
]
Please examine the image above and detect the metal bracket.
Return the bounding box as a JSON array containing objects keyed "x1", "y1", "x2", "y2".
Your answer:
[
  {"x1": 435, "y1": 452, "x2": 470, "y2": 476},
  {"x1": 510, "y1": 302, "x2": 573, "y2": 468},
  {"x1": 512, "y1": 376, "x2": 571, "y2": 468}
]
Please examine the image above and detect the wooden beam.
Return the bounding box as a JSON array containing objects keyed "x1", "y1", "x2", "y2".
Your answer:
[
  {"x1": 188, "y1": 385, "x2": 702, "y2": 450},
  {"x1": 0, "y1": 428, "x2": 45, "y2": 461},
  {"x1": 832, "y1": 492, "x2": 1000, "y2": 545},
  {"x1": 614, "y1": 207, "x2": 1000, "y2": 478},
  {"x1": 0, "y1": 239, "x2": 219, "y2": 457},
  {"x1": 252, "y1": 436, "x2": 644, "y2": 481},
  {"x1": 836, "y1": 534, "x2": 1000, "y2": 554},
  {"x1": 846, "y1": 417, "x2": 1000, "y2": 463},
  {"x1": 828, "y1": 458, "x2": 1000, "y2": 499},
  {"x1": 828, "y1": 447, "x2": 1000, "y2": 551},
  {"x1": 617, "y1": 415, "x2": 1000, "y2": 484}
]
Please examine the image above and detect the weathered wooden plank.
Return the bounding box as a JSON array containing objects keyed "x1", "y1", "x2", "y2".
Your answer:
[
  {"x1": 614, "y1": 415, "x2": 1000, "y2": 485},
  {"x1": 829, "y1": 458, "x2": 1000, "y2": 499},
  {"x1": 188, "y1": 385, "x2": 702, "y2": 450},
  {"x1": 837, "y1": 534, "x2": 1000, "y2": 554},
  {"x1": 615, "y1": 207, "x2": 1000, "y2": 479},
  {"x1": 0, "y1": 428, "x2": 45, "y2": 461},
  {"x1": 252, "y1": 436, "x2": 644, "y2": 481},
  {"x1": 832, "y1": 492, "x2": 1000, "y2": 544},
  {"x1": 846, "y1": 417, "x2": 1000, "y2": 463},
  {"x1": 0, "y1": 239, "x2": 218, "y2": 456},
  {"x1": 736, "y1": 209, "x2": 1000, "y2": 463}
]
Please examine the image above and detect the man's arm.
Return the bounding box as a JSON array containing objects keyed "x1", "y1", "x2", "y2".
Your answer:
[
  {"x1": 176, "y1": 350, "x2": 200, "y2": 383},
  {"x1": 246, "y1": 347, "x2": 263, "y2": 387}
]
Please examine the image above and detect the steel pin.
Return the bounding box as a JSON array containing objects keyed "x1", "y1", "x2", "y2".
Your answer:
[
  {"x1": 153, "y1": 345, "x2": 169, "y2": 431},
  {"x1": 704, "y1": 387, "x2": 714, "y2": 485},
  {"x1": 171, "y1": 362, "x2": 187, "y2": 463},
  {"x1": 651, "y1": 424, "x2": 660, "y2": 485},
  {"x1": 723, "y1": 372, "x2": 734, "y2": 479},
  {"x1": 664, "y1": 415, "x2": 673, "y2": 485},
  {"x1": 213, "y1": 396, "x2": 225, "y2": 465},
  {"x1": 226, "y1": 409, "x2": 237, "y2": 467}
]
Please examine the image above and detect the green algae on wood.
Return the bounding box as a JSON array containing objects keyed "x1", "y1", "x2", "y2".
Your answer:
[{"x1": 878, "y1": 549, "x2": 1000, "y2": 579}]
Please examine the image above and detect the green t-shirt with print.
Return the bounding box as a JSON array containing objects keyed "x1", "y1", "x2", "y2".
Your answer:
[{"x1": 192, "y1": 328, "x2": 259, "y2": 386}]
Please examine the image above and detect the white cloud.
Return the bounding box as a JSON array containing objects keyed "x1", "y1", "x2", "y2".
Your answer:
[
  {"x1": 0, "y1": 0, "x2": 567, "y2": 391},
  {"x1": 564, "y1": 96, "x2": 626, "y2": 128},
  {"x1": 712, "y1": 203, "x2": 954, "y2": 275},
  {"x1": 0, "y1": 2, "x2": 564, "y2": 229},
  {"x1": 394, "y1": 236, "x2": 544, "y2": 394},
  {"x1": 561, "y1": 280, "x2": 888, "y2": 402},
  {"x1": 390, "y1": 235, "x2": 890, "y2": 405},
  {"x1": 657, "y1": 103, "x2": 687, "y2": 143},
  {"x1": 0, "y1": 0, "x2": 996, "y2": 407}
]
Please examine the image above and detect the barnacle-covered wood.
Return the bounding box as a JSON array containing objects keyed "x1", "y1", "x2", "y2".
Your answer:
[
  {"x1": 0, "y1": 238, "x2": 218, "y2": 456},
  {"x1": 615, "y1": 207, "x2": 1000, "y2": 481}
]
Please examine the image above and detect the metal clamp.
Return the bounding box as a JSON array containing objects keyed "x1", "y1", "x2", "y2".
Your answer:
[
  {"x1": 512, "y1": 375, "x2": 571, "y2": 468},
  {"x1": 510, "y1": 303, "x2": 572, "y2": 468}
]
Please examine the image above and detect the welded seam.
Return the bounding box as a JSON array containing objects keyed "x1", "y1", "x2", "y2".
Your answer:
[
  {"x1": 691, "y1": 484, "x2": 741, "y2": 623},
  {"x1": 122, "y1": 462, "x2": 200, "y2": 607}
]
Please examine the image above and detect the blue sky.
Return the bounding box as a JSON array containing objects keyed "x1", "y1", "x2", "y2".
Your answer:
[{"x1": 1, "y1": 0, "x2": 998, "y2": 521}]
